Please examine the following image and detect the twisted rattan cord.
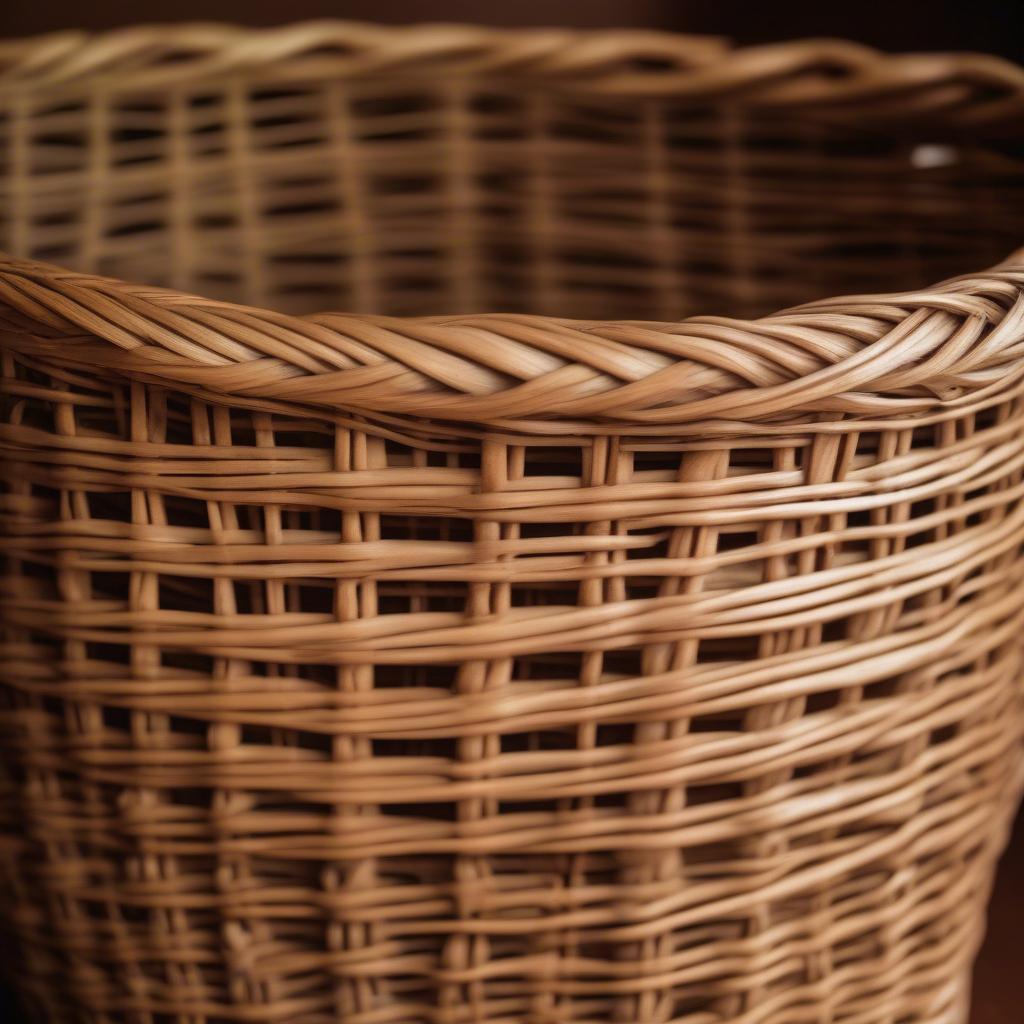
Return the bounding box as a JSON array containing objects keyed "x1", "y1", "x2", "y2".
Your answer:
[
  {"x1": 2, "y1": 23, "x2": 1024, "y2": 128},
  {"x1": 1, "y1": 252, "x2": 1023, "y2": 431}
]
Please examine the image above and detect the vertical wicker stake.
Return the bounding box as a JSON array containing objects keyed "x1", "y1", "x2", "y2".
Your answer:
[{"x1": 1, "y1": 21, "x2": 1024, "y2": 1024}]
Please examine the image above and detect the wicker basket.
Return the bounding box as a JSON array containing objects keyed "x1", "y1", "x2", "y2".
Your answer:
[{"x1": 2, "y1": 21, "x2": 1024, "y2": 1024}]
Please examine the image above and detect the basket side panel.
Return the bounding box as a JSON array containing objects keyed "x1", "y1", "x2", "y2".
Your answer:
[{"x1": 1, "y1": 349, "x2": 1023, "y2": 1022}]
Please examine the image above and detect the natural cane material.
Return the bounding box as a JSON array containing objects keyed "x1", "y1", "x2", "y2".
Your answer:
[{"x1": 1, "y1": 21, "x2": 1024, "y2": 1024}]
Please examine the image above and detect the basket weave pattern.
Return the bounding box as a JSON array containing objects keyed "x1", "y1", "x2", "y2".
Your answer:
[{"x1": 2, "y1": 22, "x2": 1024, "y2": 1024}]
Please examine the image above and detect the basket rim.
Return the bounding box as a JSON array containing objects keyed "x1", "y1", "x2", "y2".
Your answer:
[
  {"x1": 2, "y1": 251, "x2": 1023, "y2": 435},
  {"x1": 1, "y1": 22, "x2": 1023, "y2": 433},
  {"x1": 1, "y1": 19, "x2": 1023, "y2": 123}
]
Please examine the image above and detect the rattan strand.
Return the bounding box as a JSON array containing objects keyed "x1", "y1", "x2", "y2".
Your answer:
[{"x1": 2, "y1": 21, "x2": 1024, "y2": 1024}]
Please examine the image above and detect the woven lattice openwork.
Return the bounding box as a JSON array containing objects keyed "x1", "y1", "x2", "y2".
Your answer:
[{"x1": 2, "y1": 21, "x2": 1024, "y2": 1024}]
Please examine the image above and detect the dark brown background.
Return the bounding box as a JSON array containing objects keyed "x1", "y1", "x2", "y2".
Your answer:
[{"x1": 0, "y1": 2, "x2": 1021, "y2": 1021}]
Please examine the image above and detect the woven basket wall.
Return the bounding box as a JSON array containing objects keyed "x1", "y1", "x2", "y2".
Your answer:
[{"x1": 2, "y1": 21, "x2": 1024, "y2": 1024}]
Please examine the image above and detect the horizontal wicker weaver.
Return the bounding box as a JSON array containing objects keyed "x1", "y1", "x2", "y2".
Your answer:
[{"x1": 2, "y1": 20, "x2": 1024, "y2": 1024}]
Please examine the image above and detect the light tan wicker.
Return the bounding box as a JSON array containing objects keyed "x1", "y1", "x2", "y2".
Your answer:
[{"x1": 2, "y1": 20, "x2": 1024, "y2": 1024}]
